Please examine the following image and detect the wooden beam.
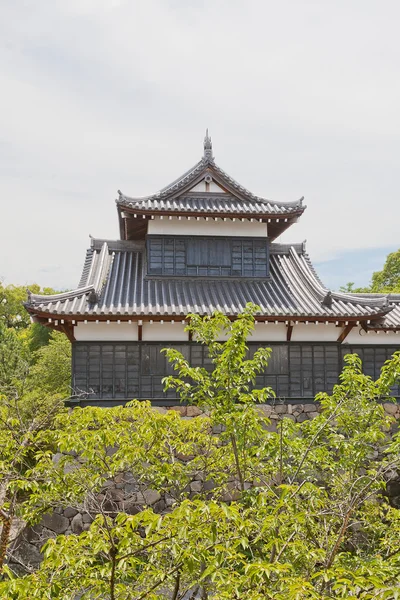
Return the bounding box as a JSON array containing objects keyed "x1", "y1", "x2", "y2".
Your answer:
[
  {"x1": 337, "y1": 323, "x2": 354, "y2": 343},
  {"x1": 286, "y1": 322, "x2": 293, "y2": 342},
  {"x1": 27, "y1": 309, "x2": 370, "y2": 325},
  {"x1": 138, "y1": 323, "x2": 143, "y2": 341},
  {"x1": 120, "y1": 205, "x2": 302, "y2": 223},
  {"x1": 59, "y1": 322, "x2": 75, "y2": 342}
]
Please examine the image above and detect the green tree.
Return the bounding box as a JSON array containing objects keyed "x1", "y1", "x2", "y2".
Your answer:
[
  {"x1": 339, "y1": 281, "x2": 370, "y2": 293},
  {"x1": 0, "y1": 322, "x2": 29, "y2": 398},
  {"x1": 341, "y1": 248, "x2": 400, "y2": 294},
  {"x1": 0, "y1": 283, "x2": 56, "y2": 331},
  {"x1": 27, "y1": 332, "x2": 71, "y2": 397},
  {"x1": 2, "y1": 306, "x2": 400, "y2": 598},
  {"x1": 371, "y1": 248, "x2": 400, "y2": 292}
]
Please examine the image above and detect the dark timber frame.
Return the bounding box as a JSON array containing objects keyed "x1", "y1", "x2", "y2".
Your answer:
[
  {"x1": 69, "y1": 341, "x2": 400, "y2": 407},
  {"x1": 146, "y1": 235, "x2": 270, "y2": 278}
]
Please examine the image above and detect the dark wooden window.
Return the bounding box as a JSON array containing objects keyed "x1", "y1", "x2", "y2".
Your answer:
[
  {"x1": 147, "y1": 236, "x2": 269, "y2": 277},
  {"x1": 72, "y1": 342, "x2": 400, "y2": 406}
]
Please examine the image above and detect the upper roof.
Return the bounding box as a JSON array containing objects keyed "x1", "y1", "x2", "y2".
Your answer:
[
  {"x1": 116, "y1": 132, "x2": 305, "y2": 240},
  {"x1": 25, "y1": 237, "x2": 400, "y2": 328}
]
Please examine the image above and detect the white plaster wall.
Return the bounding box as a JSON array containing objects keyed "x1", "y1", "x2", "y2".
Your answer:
[
  {"x1": 148, "y1": 216, "x2": 268, "y2": 237},
  {"x1": 291, "y1": 324, "x2": 339, "y2": 342},
  {"x1": 189, "y1": 181, "x2": 226, "y2": 193},
  {"x1": 142, "y1": 322, "x2": 188, "y2": 341},
  {"x1": 248, "y1": 323, "x2": 287, "y2": 342},
  {"x1": 74, "y1": 322, "x2": 138, "y2": 341},
  {"x1": 344, "y1": 327, "x2": 400, "y2": 346}
]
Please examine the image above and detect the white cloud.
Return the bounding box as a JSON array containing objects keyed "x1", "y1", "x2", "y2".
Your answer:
[{"x1": 1, "y1": 0, "x2": 400, "y2": 289}]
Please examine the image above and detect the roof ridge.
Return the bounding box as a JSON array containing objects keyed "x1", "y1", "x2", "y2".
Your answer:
[
  {"x1": 289, "y1": 248, "x2": 392, "y2": 311},
  {"x1": 270, "y1": 242, "x2": 306, "y2": 255},
  {"x1": 26, "y1": 285, "x2": 94, "y2": 306},
  {"x1": 116, "y1": 158, "x2": 304, "y2": 210}
]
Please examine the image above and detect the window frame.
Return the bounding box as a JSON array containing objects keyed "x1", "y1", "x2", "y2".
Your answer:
[{"x1": 146, "y1": 235, "x2": 270, "y2": 278}]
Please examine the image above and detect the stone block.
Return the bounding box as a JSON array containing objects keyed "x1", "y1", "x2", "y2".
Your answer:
[
  {"x1": 63, "y1": 461, "x2": 79, "y2": 475},
  {"x1": 303, "y1": 404, "x2": 316, "y2": 413},
  {"x1": 274, "y1": 404, "x2": 288, "y2": 414},
  {"x1": 42, "y1": 527, "x2": 57, "y2": 541},
  {"x1": 283, "y1": 414, "x2": 296, "y2": 421},
  {"x1": 52, "y1": 452, "x2": 64, "y2": 465},
  {"x1": 190, "y1": 480, "x2": 202, "y2": 493},
  {"x1": 122, "y1": 498, "x2": 141, "y2": 515},
  {"x1": 41, "y1": 513, "x2": 69, "y2": 534},
  {"x1": 297, "y1": 413, "x2": 310, "y2": 423},
  {"x1": 186, "y1": 406, "x2": 203, "y2": 417},
  {"x1": 212, "y1": 424, "x2": 223, "y2": 434},
  {"x1": 82, "y1": 513, "x2": 93, "y2": 524},
  {"x1": 256, "y1": 405, "x2": 272, "y2": 417},
  {"x1": 387, "y1": 479, "x2": 400, "y2": 498},
  {"x1": 71, "y1": 513, "x2": 84, "y2": 535},
  {"x1": 109, "y1": 488, "x2": 125, "y2": 502},
  {"x1": 203, "y1": 479, "x2": 216, "y2": 491},
  {"x1": 175, "y1": 452, "x2": 194, "y2": 462},
  {"x1": 63, "y1": 507, "x2": 78, "y2": 519},
  {"x1": 308, "y1": 411, "x2": 319, "y2": 418},
  {"x1": 12, "y1": 541, "x2": 42, "y2": 569},
  {"x1": 126, "y1": 482, "x2": 139, "y2": 494},
  {"x1": 106, "y1": 446, "x2": 118, "y2": 457},
  {"x1": 136, "y1": 489, "x2": 161, "y2": 506},
  {"x1": 153, "y1": 499, "x2": 166, "y2": 513},
  {"x1": 221, "y1": 489, "x2": 241, "y2": 502},
  {"x1": 383, "y1": 403, "x2": 398, "y2": 416},
  {"x1": 151, "y1": 406, "x2": 167, "y2": 414},
  {"x1": 168, "y1": 406, "x2": 187, "y2": 416},
  {"x1": 102, "y1": 478, "x2": 115, "y2": 489},
  {"x1": 265, "y1": 421, "x2": 277, "y2": 432}
]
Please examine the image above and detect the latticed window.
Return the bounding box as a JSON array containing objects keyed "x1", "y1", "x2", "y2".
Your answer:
[{"x1": 147, "y1": 235, "x2": 269, "y2": 277}]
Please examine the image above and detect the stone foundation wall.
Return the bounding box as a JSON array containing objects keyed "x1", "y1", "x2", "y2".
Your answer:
[{"x1": 7, "y1": 402, "x2": 400, "y2": 573}]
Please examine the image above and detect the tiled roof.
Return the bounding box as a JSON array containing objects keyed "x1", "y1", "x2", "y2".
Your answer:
[
  {"x1": 118, "y1": 192, "x2": 303, "y2": 216},
  {"x1": 116, "y1": 156, "x2": 305, "y2": 217},
  {"x1": 26, "y1": 239, "x2": 398, "y2": 325}
]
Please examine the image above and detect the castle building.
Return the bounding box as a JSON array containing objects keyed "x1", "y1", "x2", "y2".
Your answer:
[{"x1": 25, "y1": 133, "x2": 400, "y2": 405}]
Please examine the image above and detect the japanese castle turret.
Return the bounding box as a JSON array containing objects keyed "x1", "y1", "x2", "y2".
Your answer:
[{"x1": 26, "y1": 132, "x2": 400, "y2": 405}]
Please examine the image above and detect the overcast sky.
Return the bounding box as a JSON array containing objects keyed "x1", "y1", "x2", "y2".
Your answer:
[{"x1": 1, "y1": 0, "x2": 399, "y2": 291}]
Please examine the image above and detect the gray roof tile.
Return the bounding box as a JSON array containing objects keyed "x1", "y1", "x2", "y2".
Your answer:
[
  {"x1": 116, "y1": 156, "x2": 305, "y2": 217},
  {"x1": 26, "y1": 239, "x2": 398, "y2": 326}
]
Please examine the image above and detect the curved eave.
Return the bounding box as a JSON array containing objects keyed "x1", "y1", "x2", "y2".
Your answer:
[
  {"x1": 118, "y1": 203, "x2": 305, "y2": 221},
  {"x1": 25, "y1": 242, "x2": 397, "y2": 326},
  {"x1": 116, "y1": 157, "x2": 305, "y2": 212},
  {"x1": 24, "y1": 307, "x2": 390, "y2": 323}
]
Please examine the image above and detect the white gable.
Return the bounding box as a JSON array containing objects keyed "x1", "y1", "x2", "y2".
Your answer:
[{"x1": 189, "y1": 179, "x2": 227, "y2": 193}]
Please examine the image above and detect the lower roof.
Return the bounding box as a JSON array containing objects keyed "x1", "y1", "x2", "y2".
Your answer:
[{"x1": 25, "y1": 238, "x2": 400, "y2": 328}]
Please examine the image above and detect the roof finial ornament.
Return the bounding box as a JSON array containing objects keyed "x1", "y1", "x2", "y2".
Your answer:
[{"x1": 203, "y1": 128, "x2": 214, "y2": 161}]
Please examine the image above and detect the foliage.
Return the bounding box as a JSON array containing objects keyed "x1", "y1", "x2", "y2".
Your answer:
[
  {"x1": 339, "y1": 282, "x2": 370, "y2": 293},
  {"x1": 1, "y1": 306, "x2": 400, "y2": 598},
  {"x1": 0, "y1": 283, "x2": 72, "y2": 575},
  {"x1": 370, "y1": 248, "x2": 400, "y2": 293},
  {"x1": 0, "y1": 283, "x2": 56, "y2": 331},
  {"x1": 341, "y1": 248, "x2": 400, "y2": 293},
  {"x1": 27, "y1": 332, "x2": 71, "y2": 397},
  {"x1": 163, "y1": 303, "x2": 275, "y2": 492},
  {"x1": 0, "y1": 280, "x2": 71, "y2": 399},
  {"x1": 0, "y1": 322, "x2": 29, "y2": 398}
]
